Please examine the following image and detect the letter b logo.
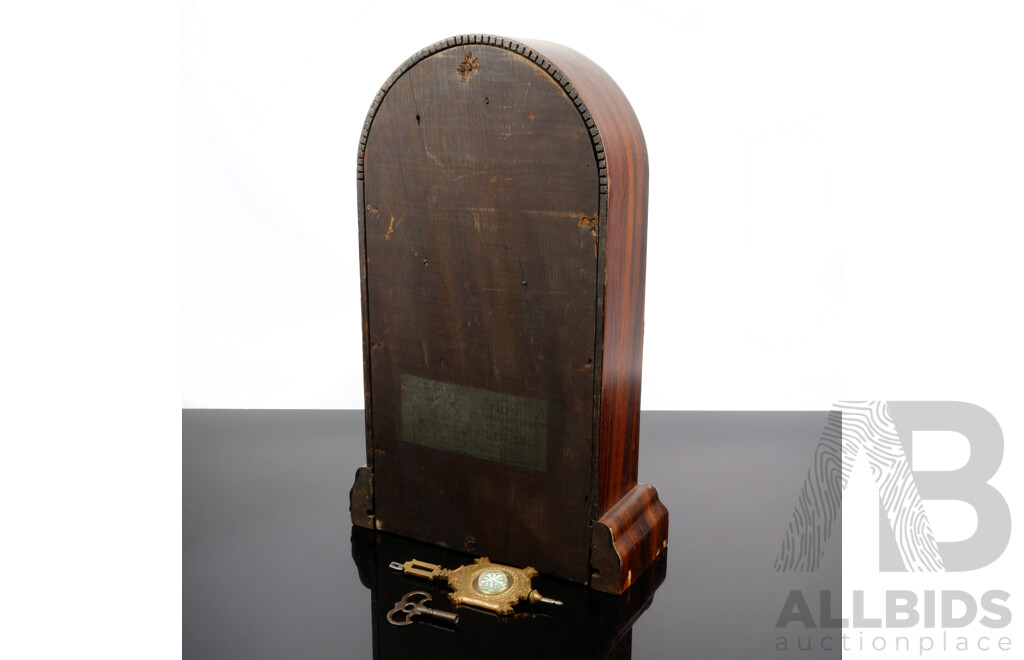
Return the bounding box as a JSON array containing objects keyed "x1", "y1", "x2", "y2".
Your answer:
[
  {"x1": 884, "y1": 402, "x2": 1011, "y2": 571},
  {"x1": 775, "y1": 401, "x2": 1011, "y2": 573}
]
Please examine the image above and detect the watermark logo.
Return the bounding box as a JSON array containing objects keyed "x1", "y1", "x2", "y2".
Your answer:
[
  {"x1": 775, "y1": 401, "x2": 1010, "y2": 573},
  {"x1": 773, "y1": 401, "x2": 1013, "y2": 654}
]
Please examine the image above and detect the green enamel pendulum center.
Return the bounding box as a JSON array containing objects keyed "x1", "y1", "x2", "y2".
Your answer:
[{"x1": 475, "y1": 569, "x2": 511, "y2": 594}]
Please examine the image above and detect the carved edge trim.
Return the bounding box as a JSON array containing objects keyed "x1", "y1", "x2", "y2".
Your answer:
[
  {"x1": 590, "y1": 483, "x2": 669, "y2": 594},
  {"x1": 356, "y1": 34, "x2": 608, "y2": 191}
]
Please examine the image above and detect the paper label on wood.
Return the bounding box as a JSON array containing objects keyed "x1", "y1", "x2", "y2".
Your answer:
[{"x1": 400, "y1": 375, "x2": 547, "y2": 471}]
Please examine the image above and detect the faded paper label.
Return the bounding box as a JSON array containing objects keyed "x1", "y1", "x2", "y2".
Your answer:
[{"x1": 401, "y1": 375, "x2": 548, "y2": 472}]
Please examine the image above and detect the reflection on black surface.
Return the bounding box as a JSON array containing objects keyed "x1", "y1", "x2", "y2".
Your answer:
[
  {"x1": 351, "y1": 526, "x2": 666, "y2": 659},
  {"x1": 183, "y1": 410, "x2": 841, "y2": 659}
]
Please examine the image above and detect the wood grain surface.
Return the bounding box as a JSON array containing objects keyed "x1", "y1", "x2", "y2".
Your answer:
[
  {"x1": 354, "y1": 35, "x2": 666, "y2": 591},
  {"x1": 526, "y1": 40, "x2": 651, "y2": 516},
  {"x1": 591, "y1": 483, "x2": 669, "y2": 594}
]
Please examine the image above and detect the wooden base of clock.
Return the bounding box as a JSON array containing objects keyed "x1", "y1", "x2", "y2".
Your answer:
[{"x1": 349, "y1": 35, "x2": 668, "y2": 595}]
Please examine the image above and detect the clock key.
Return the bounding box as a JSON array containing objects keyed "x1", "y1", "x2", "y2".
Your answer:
[{"x1": 386, "y1": 591, "x2": 460, "y2": 626}]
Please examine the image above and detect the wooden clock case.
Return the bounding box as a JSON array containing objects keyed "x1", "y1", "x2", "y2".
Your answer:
[{"x1": 350, "y1": 34, "x2": 668, "y2": 594}]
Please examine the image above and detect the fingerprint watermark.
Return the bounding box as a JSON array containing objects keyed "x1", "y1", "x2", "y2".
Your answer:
[{"x1": 773, "y1": 402, "x2": 1013, "y2": 654}]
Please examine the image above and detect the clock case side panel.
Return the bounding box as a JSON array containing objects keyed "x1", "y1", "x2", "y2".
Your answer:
[
  {"x1": 526, "y1": 40, "x2": 668, "y2": 594},
  {"x1": 528, "y1": 41, "x2": 648, "y2": 515}
]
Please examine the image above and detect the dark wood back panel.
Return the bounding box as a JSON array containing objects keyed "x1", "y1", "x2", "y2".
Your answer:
[
  {"x1": 361, "y1": 41, "x2": 601, "y2": 581},
  {"x1": 356, "y1": 35, "x2": 653, "y2": 586}
]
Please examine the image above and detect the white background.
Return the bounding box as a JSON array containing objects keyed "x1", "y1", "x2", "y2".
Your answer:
[
  {"x1": 184, "y1": 1, "x2": 1023, "y2": 415},
  {"x1": 2, "y1": 0, "x2": 1021, "y2": 658}
]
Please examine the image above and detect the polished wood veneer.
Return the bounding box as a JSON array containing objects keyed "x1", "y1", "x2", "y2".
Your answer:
[{"x1": 350, "y1": 35, "x2": 667, "y2": 594}]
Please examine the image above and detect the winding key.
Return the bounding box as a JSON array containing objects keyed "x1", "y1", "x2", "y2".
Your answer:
[{"x1": 387, "y1": 591, "x2": 460, "y2": 626}]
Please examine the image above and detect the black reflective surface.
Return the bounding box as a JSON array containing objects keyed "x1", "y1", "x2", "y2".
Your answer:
[
  {"x1": 183, "y1": 410, "x2": 840, "y2": 659},
  {"x1": 350, "y1": 527, "x2": 664, "y2": 659}
]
